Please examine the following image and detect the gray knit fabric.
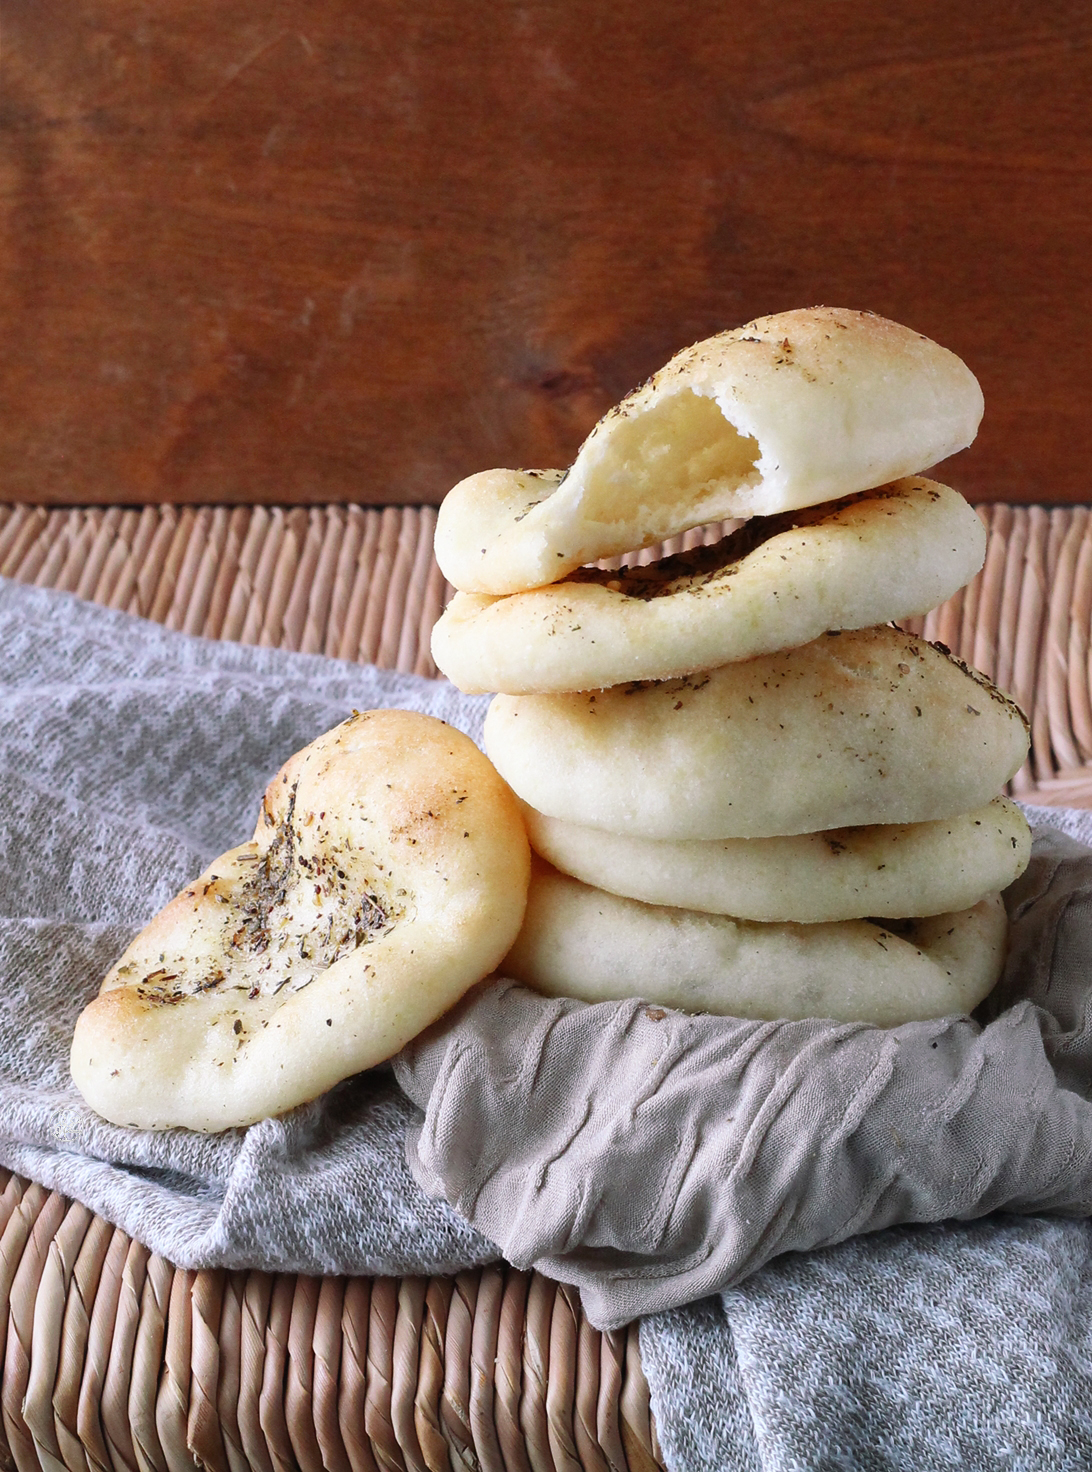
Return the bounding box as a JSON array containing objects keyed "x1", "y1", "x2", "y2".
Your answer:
[
  {"x1": 394, "y1": 820, "x2": 1092, "y2": 1331},
  {"x1": 635, "y1": 809, "x2": 1092, "y2": 1470},
  {"x1": 0, "y1": 576, "x2": 497, "y2": 1275},
  {"x1": 3, "y1": 576, "x2": 1092, "y2": 1468},
  {"x1": 640, "y1": 1214, "x2": 1092, "y2": 1471}
]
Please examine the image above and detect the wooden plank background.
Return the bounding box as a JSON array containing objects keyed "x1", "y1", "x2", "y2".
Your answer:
[{"x1": 2, "y1": 1, "x2": 1090, "y2": 507}]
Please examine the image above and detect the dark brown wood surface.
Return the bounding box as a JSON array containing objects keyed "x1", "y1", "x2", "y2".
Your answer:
[{"x1": 2, "y1": 2, "x2": 1090, "y2": 507}]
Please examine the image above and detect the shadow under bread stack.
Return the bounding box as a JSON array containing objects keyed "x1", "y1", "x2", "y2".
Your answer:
[{"x1": 432, "y1": 307, "x2": 1033, "y2": 1028}]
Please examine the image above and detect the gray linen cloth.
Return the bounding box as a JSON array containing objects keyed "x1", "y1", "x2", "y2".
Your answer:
[
  {"x1": 0, "y1": 576, "x2": 497, "y2": 1276},
  {"x1": 395, "y1": 822, "x2": 1092, "y2": 1326},
  {"x1": 3, "y1": 575, "x2": 1092, "y2": 1468}
]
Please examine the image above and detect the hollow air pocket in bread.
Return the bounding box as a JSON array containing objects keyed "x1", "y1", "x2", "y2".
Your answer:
[
  {"x1": 432, "y1": 479, "x2": 986, "y2": 694},
  {"x1": 434, "y1": 308, "x2": 983, "y2": 595}
]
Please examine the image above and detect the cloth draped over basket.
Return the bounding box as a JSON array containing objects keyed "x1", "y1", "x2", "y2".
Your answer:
[{"x1": 2, "y1": 576, "x2": 1092, "y2": 1468}]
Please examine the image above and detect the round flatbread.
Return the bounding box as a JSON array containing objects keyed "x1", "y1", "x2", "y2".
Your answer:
[
  {"x1": 504, "y1": 858, "x2": 1008, "y2": 1027},
  {"x1": 521, "y1": 795, "x2": 1030, "y2": 923},
  {"x1": 71, "y1": 710, "x2": 531, "y2": 1131},
  {"x1": 435, "y1": 307, "x2": 983, "y2": 594},
  {"x1": 432, "y1": 479, "x2": 985, "y2": 694},
  {"x1": 484, "y1": 626, "x2": 1030, "y2": 840}
]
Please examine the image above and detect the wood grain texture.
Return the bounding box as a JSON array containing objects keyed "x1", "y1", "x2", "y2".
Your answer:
[{"x1": 2, "y1": 1, "x2": 1091, "y2": 506}]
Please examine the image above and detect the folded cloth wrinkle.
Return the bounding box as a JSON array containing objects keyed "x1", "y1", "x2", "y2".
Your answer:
[
  {"x1": 3, "y1": 576, "x2": 1092, "y2": 1467},
  {"x1": 395, "y1": 828, "x2": 1092, "y2": 1330},
  {"x1": 986, "y1": 832, "x2": 1092, "y2": 1091},
  {"x1": 0, "y1": 577, "x2": 497, "y2": 1278}
]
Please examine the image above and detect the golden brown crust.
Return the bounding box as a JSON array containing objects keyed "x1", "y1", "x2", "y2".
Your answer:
[{"x1": 71, "y1": 710, "x2": 531, "y2": 1131}]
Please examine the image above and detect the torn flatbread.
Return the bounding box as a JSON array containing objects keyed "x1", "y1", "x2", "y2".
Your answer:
[
  {"x1": 435, "y1": 308, "x2": 983, "y2": 594},
  {"x1": 433, "y1": 479, "x2": 985, "y2": 693}
]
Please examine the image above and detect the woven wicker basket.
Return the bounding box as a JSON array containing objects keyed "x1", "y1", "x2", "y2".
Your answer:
[
  {"x1": 0, "y1": 1170, "x2": 661, "y2": 1472},
  {"x1": 3, "y1": 500, "x2": 1091, "y2": 803},
  {"x1": 1, "y1": 497, "x2": 1090, "y2": 1471}
]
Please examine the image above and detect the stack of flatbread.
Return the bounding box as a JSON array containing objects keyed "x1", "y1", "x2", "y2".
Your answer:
[{"x1": 431, "y1": 307, "x2": 1032, "y2": 1027}]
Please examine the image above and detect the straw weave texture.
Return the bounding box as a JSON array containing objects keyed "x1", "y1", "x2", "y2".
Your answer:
[
  {"x1": 0, "y1": 496, "x2": 1089, "y2": 1471},
  {"x1": 1, "y1": 501, "x2": 1090, "y2": 806},
  {"x1": 0, "y1": 1168, "x2": 662, "y2": 1472},
  {"x1": 0, "y1": 503, "x2": 674, "y2": 1471}
]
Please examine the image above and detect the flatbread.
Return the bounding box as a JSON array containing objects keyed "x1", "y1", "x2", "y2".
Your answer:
[
  {"x1": 504, "y1": 858, "x2": 1008, "y2": 1027},
  {"x1": 434, "y1": 308, "x2": 983, "y2": 594},
  {"x1": 484, "y1": 626, "x2": 1030, "y2": 839},
  {"x1": 521, "y1": 795, "x2": 1030, "y2": 923},
  {"x1": 432, "y1": 479, "x2": 985, "y2": 694},
  {"x1": 71, "y1": 710, "x2": 530, "y2": 1131}
]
